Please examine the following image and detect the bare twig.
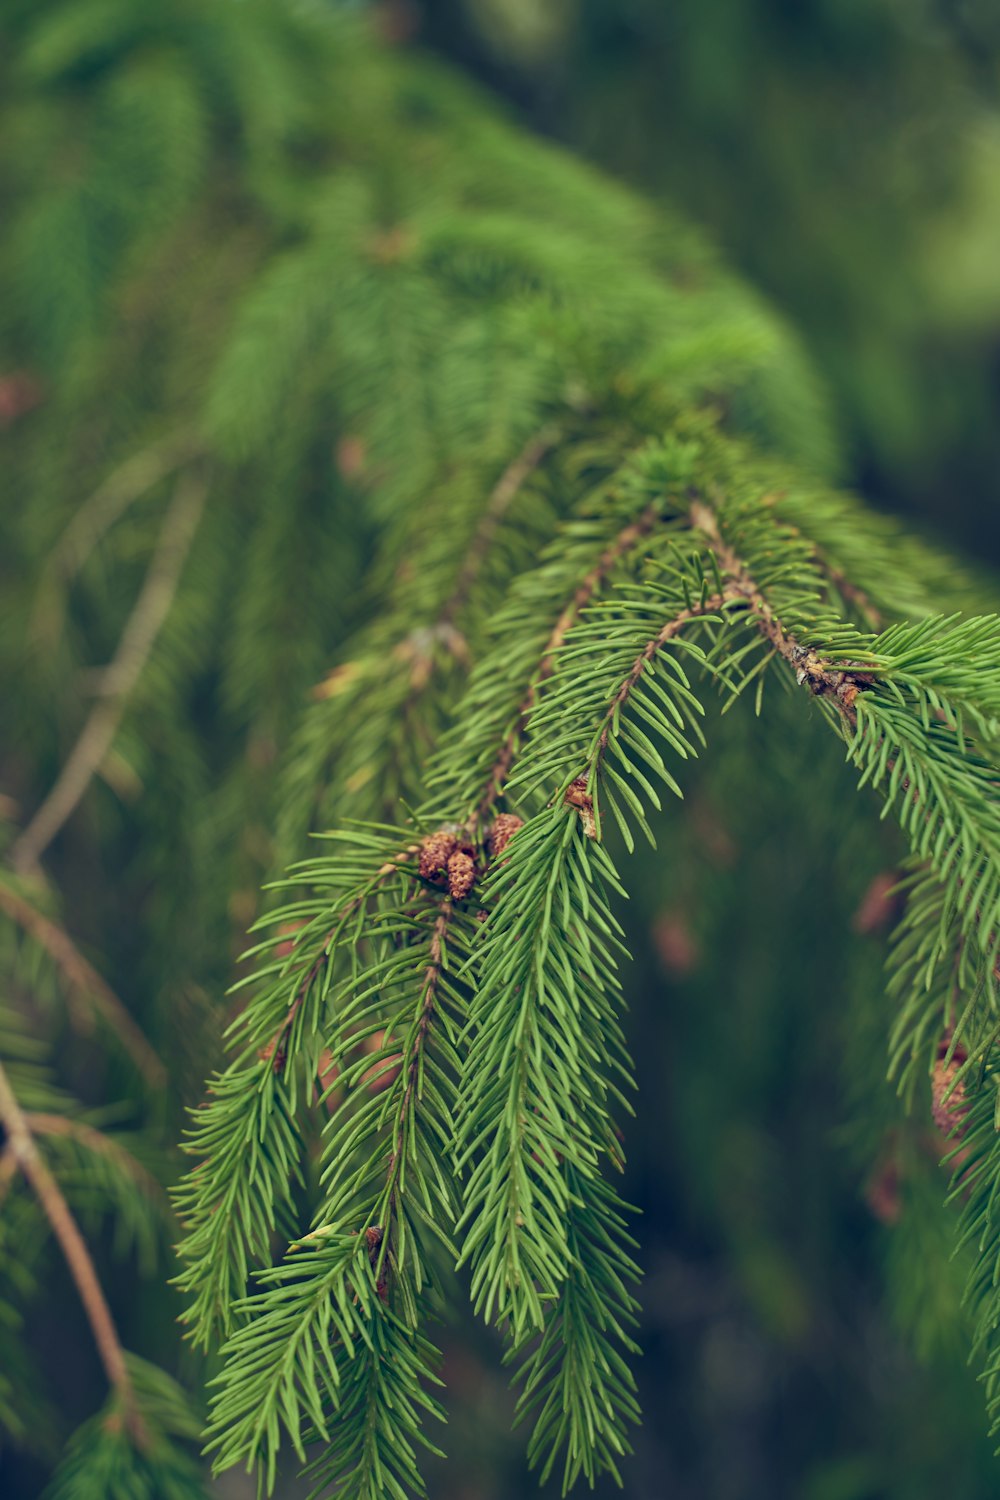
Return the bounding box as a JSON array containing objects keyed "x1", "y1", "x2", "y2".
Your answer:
[
  {"x1": 12, "y1": 467, "x2": 209, "y2": 874},
  {"x1": 0, "y1": 881, "x2": 165, "y2": 1087},
  {"x1": 0, "y1": 1059, "x2": 146, "y2": 1443}
]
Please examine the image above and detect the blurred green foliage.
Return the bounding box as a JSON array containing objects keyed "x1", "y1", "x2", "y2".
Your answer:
[{"x1": 426, "y1": 0, "x2": 1000, "y2": 555}]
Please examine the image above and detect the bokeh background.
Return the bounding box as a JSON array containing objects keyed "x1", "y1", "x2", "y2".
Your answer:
[{"x1": 2, "y1": 2, "x2": 1000, "y2": 1496}]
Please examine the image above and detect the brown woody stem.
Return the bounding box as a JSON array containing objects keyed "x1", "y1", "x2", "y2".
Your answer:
[
  {"x1": 0, "y1": 1059, "x2": 145, "y2": 1443},
  {"x1": 0, "y1": 883, "x2": 164, "y2": 1087},
  {"x1": 691, "y1": 499, "x2": 866, "y2": 728}
]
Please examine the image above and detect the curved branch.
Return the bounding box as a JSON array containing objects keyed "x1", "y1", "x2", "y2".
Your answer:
[
  {"x1": 690, "y1": 499, "x2": 867, "y2": 726},
  {"x1": 0, "y1": 1059, "x2": 146, "y2": 1444},
  {"x1": 0, "y1": 881, "x2": 164, "y2": 1087},
  {"x1": 592, "y1": 594, "x2": 725, "y2": 769},
  {"x1": 12, "y1": 467, "x2": 209, "y2": 874}
]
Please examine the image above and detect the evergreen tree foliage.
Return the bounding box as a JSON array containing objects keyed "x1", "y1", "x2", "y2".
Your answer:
[{"x1": 1, "y1": 1, "x2": 999, "y2": 1495}]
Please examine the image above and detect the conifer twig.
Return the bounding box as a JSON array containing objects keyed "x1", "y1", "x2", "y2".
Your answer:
[
  {"x1": 259, "y1": 845, "x2": 420, "y2": 1072},
  {"x1": 378, "y1": 900, "x2": 452, "y2": 1270},
  {"x1": 592, "y1": 594, "x2": 726, "y2": 768},
  {"x1": 12, "y1": 468, "x2": 209, "y2": 874},
  {"x1": 393, "y1": 427, "x2": 561, "y2": 701},
  {"x1": 0, "y1": 882, "x2": 165, "y2": 1086},
  {"x1": 821, "y1": 564, "x2": 883, "y2": 631},
  {"x1": 475, "y1": 499, "x2": 662, "y2": 818},
  {"x1": 0, "y1": 1058, "x2": 145, "y2": 1443},
  {"x1": 690, "y1": 499, "x2": 867, "y2": 725}
]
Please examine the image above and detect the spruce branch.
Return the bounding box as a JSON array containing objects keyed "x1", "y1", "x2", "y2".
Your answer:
[
  {"x1": 174, "y1": 830, "x2": 427, "y2": 1350},
  {"x1": 12, "y1": 466, "x2": 209, "y2": 874},
  {"x1": 469, "y1": 496, "x2": 663, "y2": 822},
  {"x1": 0, "y1": 879, "x2": 165, "y2": 1086},
  {"x1": 376, "y1": 899, "x2": 453, "y2": 1268},
  {"x1": 202, "y1": 840, "x2": 468, "y2": 1494},
  {"x1": 690, "y1": 497, "x2": 867, "y2": 725},
  {"x1": 0, "y1": 1056, "x2": 145, "y2": 1445}
]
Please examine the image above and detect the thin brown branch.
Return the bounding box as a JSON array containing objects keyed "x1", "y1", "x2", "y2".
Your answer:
[
  {"x1": 821, "y1": 565, "x2": 883, "y2": 631},
  {"x1": 593, "y1": 594, "x2": 726, "y2": 764},
  {"x1": 474, "y1": 500, "x2": 662, "y2": 819},
  {"x1": 12, "y1": 467, "x2": 209, "y2": 874},
  {"x1": 560, "y1": 593, "x2": 726, "y2": 835},
  {"x1": 690, "y1": 499, "x2": 867, "y2": 728},
  {"x1": 392, "y1": 427, "x2": 561, "y2": 703},
  {"x1": 0, "y1": 1059, "x2": 146, "y2": 1444},
  {"x1": 0, "y1": 882, "x2": 165, "y2": 1088}
]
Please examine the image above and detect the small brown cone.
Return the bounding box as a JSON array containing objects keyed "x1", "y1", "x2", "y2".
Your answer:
[
  {"x1": 447, "y1": 849, "x2": 476, "y2": 900},
  {"x1": 419, "y1": 831, "x2": 457, "y2": 883}
]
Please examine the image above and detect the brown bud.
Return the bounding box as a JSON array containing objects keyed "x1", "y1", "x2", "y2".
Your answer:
[
  {"x1": 336, "y1": 435, "x2": 367, "y2": 479},
  {"x1": 447, "y1": 849, "x2": 476, "y2": 901},
  {"x1": 0, "y1": 370, "x2": 43, "y2": 427},
  {"x1": 419, "y1": 830, "x2": 457, "y2": 883},
  {"x1": 489, "y1": 813, "x2": 524, "y2": 860}
]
